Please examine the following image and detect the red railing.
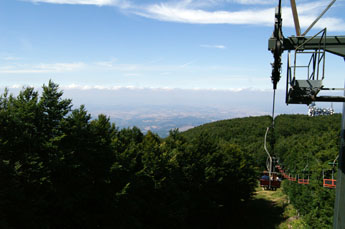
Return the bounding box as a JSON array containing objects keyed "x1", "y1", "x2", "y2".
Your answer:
[
  {"x1": 323, "y1": 179, "x2": 336, "y2": 188},
  {"x1": 298, "y1": 179, "x2": 309, "y2": 184}
]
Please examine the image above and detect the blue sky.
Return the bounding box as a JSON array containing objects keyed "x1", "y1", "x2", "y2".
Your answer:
[{"x1": 1, "y1": 0, "x2": 345, "y2": 116}]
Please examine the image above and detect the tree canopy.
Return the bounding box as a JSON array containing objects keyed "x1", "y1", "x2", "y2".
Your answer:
[
  {"x1": 1, "y1": 82, "x2": 338, "y2": 228},
  {"x1": 273, "y1": 114, "x2": 341, "y2": 228},
  {"x1": 183, "y1": 112, "x2": 342, "y2": 228},
  {"x1": 0, "y1": 82, "x2": 258, "y2": 228}
]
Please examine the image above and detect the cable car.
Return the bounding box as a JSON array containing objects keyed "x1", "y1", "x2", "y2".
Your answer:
[
  {"x1": 323, "y1": 170, "x2": 336, "y2": 188},
  {"x1": 323, "y1": 157, "x2": 338, "y2": 188},
  {"x1": 260, "y1": 171, "x2": 281, "y2": 191},
  {"x1": 282, "y1": 172, "x2": 288, "y2": 179},
  {"x1": 298, "y1": 174, "x2": 310, "y2": 185},
  {"x1": 288, "y1": 175, "x2": 296, "y2": 182},
  {"x1": 298, "y1": 165, "x2": 310, "y2": 184}
]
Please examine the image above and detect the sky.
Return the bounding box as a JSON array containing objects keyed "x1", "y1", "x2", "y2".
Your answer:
[{"x1": 1, "y1": 0, "x2": 345, "y2": 117}]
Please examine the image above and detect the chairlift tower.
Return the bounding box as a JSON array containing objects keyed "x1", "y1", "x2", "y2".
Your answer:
[{"x1": 268, "y1": 0, "x2": 345, "y2": 228}]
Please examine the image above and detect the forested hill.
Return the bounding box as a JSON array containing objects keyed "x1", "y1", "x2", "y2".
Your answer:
[
  {"x1": 274, "y1": 114, "x2": 341, "y2": 228},
  {"x1": 183, "y1": 113, "x2": 342, "y2": 228},
  {"x1": 0, "y1": 82, "x2": 342, "y2": 228},
  {"x1": 182, "y1": 115, "x2": 273, "y2": 169},
  {"x1": 0, "y1": 82, "x2": 259, "y2": 228}
]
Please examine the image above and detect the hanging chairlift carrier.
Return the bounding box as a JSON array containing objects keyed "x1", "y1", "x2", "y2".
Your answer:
[
  {"x1": 298, "y1": 164, "x2": 310, "y2": 184},
  {"x1": 288, "y1": 174, "x2": 296, "y2": 181},
  {"x1": 298, "y1": 174, "x2": 310, "y2": 184},
  {"x1": 323, "y1": 157, "x2": 338, "y2": 188},
  {"x1": 261, "y1": 127, "x2": 281, "y2": 190},
  {"x1": 298, "y1": 178, "x2": 310, "y2": 184},
  {"x1": 324, "y1": 178, "x2": 336, "y2": 188},
  {"x1": 323, "y1": 169, "x2": 336, "y2": 188}
]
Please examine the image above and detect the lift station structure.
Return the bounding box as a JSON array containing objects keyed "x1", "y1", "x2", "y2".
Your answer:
[{"x1": 269, "y1": 0, "x2": 345, "y2": 104}]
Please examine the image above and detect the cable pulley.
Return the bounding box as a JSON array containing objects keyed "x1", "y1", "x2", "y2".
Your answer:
[{"x1": 270, "y1": 0, "x2": 283, "y2": 90}]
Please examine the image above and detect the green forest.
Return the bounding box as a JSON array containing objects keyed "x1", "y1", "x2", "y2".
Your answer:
[
  {"x1": 274, "y1": 114, "x2": 341, "y2": 228},
  {"x1": 185, "y1": 113, "x2": 342, "y2": 228},
  {"x1": 0, "y1": 82, "x2": 341, "y2": 228}
]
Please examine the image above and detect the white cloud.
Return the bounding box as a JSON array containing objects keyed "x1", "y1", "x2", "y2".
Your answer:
[
  {"x1": 27, "y1": 0, "x2": 131, "y2": 8},
  {"x1": 59, "y1": 83, "x2": 256, "y2": 92},
  {"x1": 134, "y1": 1, "x2": 345, "y2": 31},
  {"x1": 161, "y1": 0, "x2": 274, "y2": 8},
  {"x1": 62, "y1": 84, "x2": 147, "y2": 90},
  {"x1": 132, "y1": 1, "x2": 343, "y2": 32},
  {"x1": 95, "y1": 58, "x2": 118, "y2": 68},
  {"x1": 94, "y1": 60, "x2": 206, "y2": 72},
  {"x1": 8, "y1": 84, "x2": 23, "y2": 89},
  {"x1": 1, "y1": 56, "x2": 22, "y2": 61},
  {"x1": 135, "y1": 4, "x2": 274, "y2": 25},
  {"x1": 0, "y1": 62, "x2": 85, "y2": 74},
  {"x1": 37, "y1": 62, "x2": 85, "y2": 71},
  {"x1": 200, "y1": 44, "x2": 226, "y2": 49},
  {"x1": 231, "y1": 0, "x2": 274, "y2": 5},
  {"x1": 26, "y1": 0, "x2": 345, "y2": 31},
  {"x1": 0, "y1": 58, "x2": 243, "y2": 77},
  {"x1": 178, "y1": 60, "x2": 196, "y2": 68},
  {"x1": 124, "y1": 73, "x2": 141, "y2": 77}
]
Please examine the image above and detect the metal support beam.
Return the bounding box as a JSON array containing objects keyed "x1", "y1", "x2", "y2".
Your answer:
[
  {"x1": 315, "y1": 96, "x2": 345, "y2": 103},
  {"x1": 290, "y1": 0, "x2": 301, "y2": 36},
  {"x1": 268, "y1": 36, "x2": 345, "y2": 57},
  {"x1": 302, "y1": 0, "x2": 336, "y2": 36},
  {"x1": 333, "y1": 86, "x2": 345, "y2": 229}
]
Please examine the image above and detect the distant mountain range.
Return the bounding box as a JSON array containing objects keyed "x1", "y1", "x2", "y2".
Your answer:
[{"x1": 90, "y1": 105, "x2": 271, "y2": 137}]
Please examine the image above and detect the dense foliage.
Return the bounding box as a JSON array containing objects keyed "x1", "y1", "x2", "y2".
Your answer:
[
  {"x1": 2, "y1": 82, "x2": 338, "y2": 228},
  {"x1": 185, "y1": 113, "x2": 342, "y2": 228},
  {"x1": 274, "y1": 114, "x2": 341, "y2": 228},
  {"x1": 0, "y1": 82, "x2": 258, "y2": 228},
  {"x1": 182, "y1": 115, "x2": 273, "y2": 170}
]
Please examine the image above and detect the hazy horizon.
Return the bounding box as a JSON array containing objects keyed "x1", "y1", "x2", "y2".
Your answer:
[{"x1": 2, "y1": 84, "x2": 341, "y2": 136}]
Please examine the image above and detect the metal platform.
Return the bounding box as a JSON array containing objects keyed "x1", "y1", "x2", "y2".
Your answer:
[
  {"x1": 286, "y1": 80, "x2": 322, "y2": 104},
  {"x1": 286, "y1": 79, "x2": 345, "y2": 104}
]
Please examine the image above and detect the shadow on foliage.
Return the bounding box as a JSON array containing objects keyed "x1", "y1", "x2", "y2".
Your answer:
[{"x1": 235, "y1": 197, "x2": 287, "y2": 229}]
